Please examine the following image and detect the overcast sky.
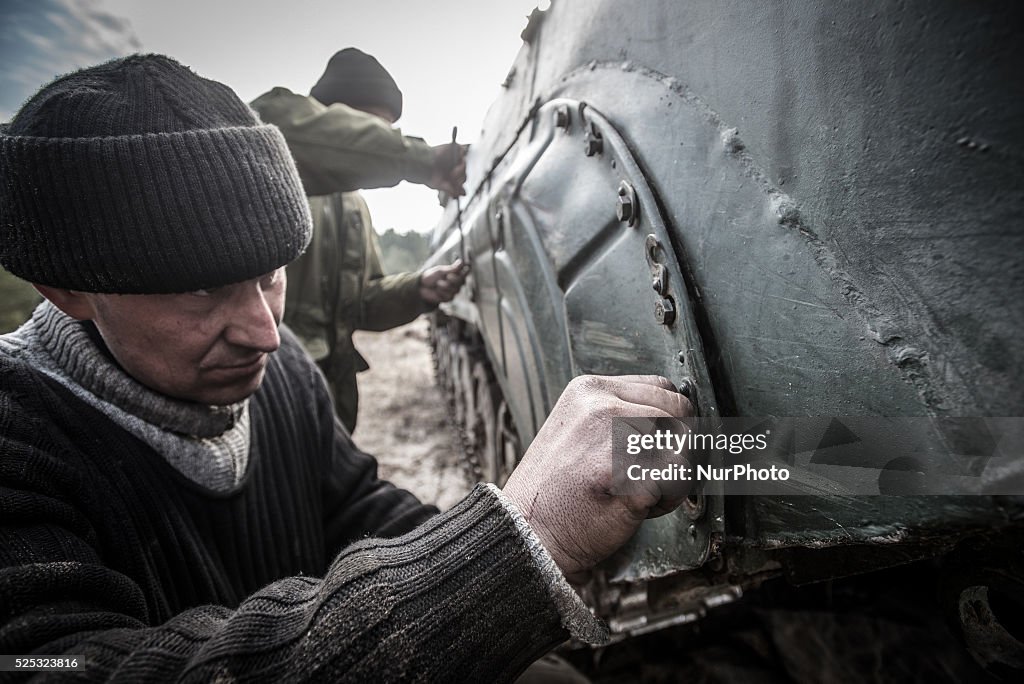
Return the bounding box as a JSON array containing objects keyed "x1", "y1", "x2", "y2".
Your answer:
[{"x1": 2, "y1": 0, "x2": 543, "y2": 234}]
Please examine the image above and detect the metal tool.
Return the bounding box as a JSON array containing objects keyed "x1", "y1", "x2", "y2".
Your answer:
[{"x1": 452, "y1": 126, "x2": 467, "y2": 265}]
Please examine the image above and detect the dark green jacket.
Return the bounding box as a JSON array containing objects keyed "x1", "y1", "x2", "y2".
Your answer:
[
  {"x1": 291, "y1": 191, "x2": 428, "y2": 430},
  {"x1": 250, "y1": 87, "x2": 436, "y2": 194}
]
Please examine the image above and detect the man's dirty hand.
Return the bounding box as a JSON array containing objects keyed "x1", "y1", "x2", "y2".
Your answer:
[
  {"x1": 503, "y1": 375, "x2": 693, "y2": 584},
  {"x1": 428, "y1": 142, "x2": 468, "y2": 197},
  {"x1": 420, "y1": 260, "x2": 469, "y2": 305}
]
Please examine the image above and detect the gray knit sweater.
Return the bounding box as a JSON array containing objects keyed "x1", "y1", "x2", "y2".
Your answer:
[{"x1": 0, "y1": 304, "x2": 605, "y2": 682}]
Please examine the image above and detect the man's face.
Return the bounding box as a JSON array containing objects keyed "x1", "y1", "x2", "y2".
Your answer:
[{"x1": 83, "y1": 268, "x2": 286, "y2": 406}]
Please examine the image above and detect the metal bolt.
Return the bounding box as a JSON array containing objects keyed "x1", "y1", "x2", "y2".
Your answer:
[
  {"x1": 654, "y1": 296, "x2": 676, "y2": 326},
  {"x1": 553, "y1": 105, "x2": 570, "y2": 130},
  {"x1": 678, "y1": 377, "x2": 698, "y2": 415},
  {"x1": 616, "y1": 181, "x2": 638, "y2": 226},
  {"x1": 651, "y1": 273, "x2": 664, "y2": 294},
  {"x1": 687, "y1": 524, "x2": 697, "y2": 538},
  {"x1": 614, "y1": 180, "x2": 638, "y2": 225},
  {"x1": 684, "y1": 494, "x2": 706, "y2": 521},
  {"x1": 645, "y1": 234, "x2": 660, "y2": 262},
  {"x1": 584, "y1": 122, "x2": 603, "y2": 156},
  {"x1": 677, "y1": 350, "x2": 688, "y2": 365},
  {"x1": 651, "y1": 264, "x2": 666, "y2": 294},
  {"x1": 617, "y1": 194, "x2": 634, "y2": 223}
]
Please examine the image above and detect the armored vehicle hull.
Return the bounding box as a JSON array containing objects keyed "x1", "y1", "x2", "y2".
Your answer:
[{"x1": 428, "y1": 0, "x2": 1024, "y2": 666}]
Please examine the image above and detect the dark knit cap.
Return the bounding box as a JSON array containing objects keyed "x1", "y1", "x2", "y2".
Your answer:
[
  {"x1": 0, "y1": 54, "x2": 312, "y2": 294},
  {"x1": 310, "y1": 48, "x2": 403, "y2": 120}
]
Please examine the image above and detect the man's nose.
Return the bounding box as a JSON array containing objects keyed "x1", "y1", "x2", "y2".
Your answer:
[{"x1": 225, "y1": 283, "x2": 281, "y2": 352}]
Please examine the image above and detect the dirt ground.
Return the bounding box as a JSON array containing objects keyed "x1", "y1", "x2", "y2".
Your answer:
[{"x1": 351, "y1": 318, "x2": 475, "y2": 511}]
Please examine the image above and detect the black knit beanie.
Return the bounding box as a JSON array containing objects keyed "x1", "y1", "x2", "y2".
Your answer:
[
  {"x1": 0, "y1": 54, "x2": 312, "y2": 294},
  {"x1": 310, "y1": 48, "x2": 403, "y2": 120}
]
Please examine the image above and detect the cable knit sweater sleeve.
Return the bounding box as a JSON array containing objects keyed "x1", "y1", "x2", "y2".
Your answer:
[
  {"x1": 0, "y1": 345, "x2": 582, "y2": 681},
  {"x1": 0, "y1": 485, "x2": 567, "y2": 681}
]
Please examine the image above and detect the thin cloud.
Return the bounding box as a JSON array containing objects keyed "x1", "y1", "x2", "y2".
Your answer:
[{"x1": 1, "y1": 0, "x2": 142, "y2": 120}]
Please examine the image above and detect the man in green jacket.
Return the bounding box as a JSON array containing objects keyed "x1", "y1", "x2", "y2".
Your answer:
[{"x1": 252, "y1": 48, "x2": 467, "y2": 431}]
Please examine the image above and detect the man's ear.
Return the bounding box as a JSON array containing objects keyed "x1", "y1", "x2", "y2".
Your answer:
[{"x1": 32, "y1": 285, "x2": 97, "y2": 321}]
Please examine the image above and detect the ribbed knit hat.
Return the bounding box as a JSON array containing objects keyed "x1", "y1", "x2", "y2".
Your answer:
[
  {"x1": 310, "y1": 48, "x2": 403, "y2": 120},
  {"x1": 0, "y1": 54, "x2": 312, "y2": 294}
]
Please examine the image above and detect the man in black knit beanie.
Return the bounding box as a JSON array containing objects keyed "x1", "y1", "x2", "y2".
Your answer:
[{"x1": 0, "y1": 55, "x2": 692, "y2": 681}]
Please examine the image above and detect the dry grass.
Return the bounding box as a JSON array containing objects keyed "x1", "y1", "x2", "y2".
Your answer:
[{"x1": 0, "y1": 270, "x2": 39, "y2": 333}]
